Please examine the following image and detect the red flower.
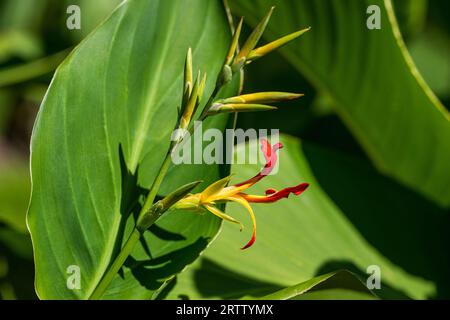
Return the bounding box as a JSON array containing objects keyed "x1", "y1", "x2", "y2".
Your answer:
[{"x1": 174, "y1": 139, "x2": 309, "y2": 250}]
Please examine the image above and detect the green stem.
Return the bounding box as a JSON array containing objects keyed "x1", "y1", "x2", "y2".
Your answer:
[
  {"x1": 139, "y1": 150, "x2": 174, "y2": 217},
  {"x1": 89, "y1": 228, "x2": 140, "y2": 300},
  {"x1": 88, "y1": 152, "x2": 173, "y2": 300},
  {"x1": 88, "y1": 71, "x2": 226, "y2": 300},
  {"x1": 199, "y1": 85, "x2": 220, "y2": 120}
]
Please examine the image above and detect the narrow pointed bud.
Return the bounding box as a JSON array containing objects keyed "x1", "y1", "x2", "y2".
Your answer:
[
  {"x1": 197, "y1": 72, "x2": 207, "y2": 104},
  {"x1": 247, "y1": 27, "x2": 311, "y2": 62},
  {"x1": 180, "y1": 72, "x2": 200, "y2": 129},
  {"x1": 225, "y1": 17, "x2": 244, "y2": 66},
  {"x1": 160, "y1": 180, "x2": 203, "y2": 210},
  {"x1": 234, "y1": 6, "x2": 275, "y2": 65},
  {"x1": 181, "y1": 48, "x2": 193, "y2": 111},
  {"x1": 184, "y1": 47, "x2": 193, "y2": 95},
  {"x1": 217, "y1": 92, "x2": 304, "y2": 104},
  {"x1": 208, "y1": 103, "x2": 277, "y2": 115},
  {"x1": 137, "y1": 181, "x2": 203, "y2": 232}
]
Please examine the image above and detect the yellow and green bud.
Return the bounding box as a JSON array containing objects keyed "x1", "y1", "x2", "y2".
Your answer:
[
  {"x1": 234, "y1": 6, "x2": 275, "y2": 66},
  {"x1": 137, "y1": 180, "x2": 202, "y2": 232},
  {"x1": 225, "y1": 17, "x2": 244, "y2": 66},
  {"x1": 180, "y1": 71, "x2": 202, "y2": 129},
  {"x1": 247, "y1": 27, "x2": 311, "y2": 62},
  {"x1": 207, "y1": 103, "x2": 277, "y2": 115},
  {"x1": 181, "y1": 47, "x2": 193, "y2": 109},
  {"x1": 197, "y1": 72, "x2": 207, "y2": 105},
  {"x1": 217, "y1": 92, "x2": 304, "y2": 105}
]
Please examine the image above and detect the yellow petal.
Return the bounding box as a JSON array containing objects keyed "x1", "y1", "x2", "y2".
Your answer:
[
  {"x1": 204, "y1": 204, "x2": 244, "y2": 231},
  {"x1": 225, "y1": 195, "x2": 257, "y2": 250},
  {"x1": 201, "y1": 175, "x2": 233, "y2": 202}
]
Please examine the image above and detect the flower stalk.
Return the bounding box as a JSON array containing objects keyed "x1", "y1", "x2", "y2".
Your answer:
[{"x1": 88, "y1": 6, "x2": 310, "y2": 299}]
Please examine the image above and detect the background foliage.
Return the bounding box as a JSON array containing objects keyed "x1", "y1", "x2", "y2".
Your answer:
[{"x1": 0, "y1": 0, "x2": 448, "y2": 299}]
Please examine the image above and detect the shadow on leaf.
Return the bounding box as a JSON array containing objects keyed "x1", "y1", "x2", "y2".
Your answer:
[
  {"x1": 302, "y1": 142, "x2": 450, "y2": 299},
  {"x1": 123, "y1": 238, "x2": 209, "y2": 291}
]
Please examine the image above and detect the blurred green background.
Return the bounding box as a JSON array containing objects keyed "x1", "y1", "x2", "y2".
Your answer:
[{"x1": 0, "y1": 0, "x2": 448, "y2": 299}]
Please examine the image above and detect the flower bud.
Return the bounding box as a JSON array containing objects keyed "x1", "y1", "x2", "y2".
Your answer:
[
  {"x1": 137, "y1": 181, "x2": 202, "y2": 232},
  {"x1": 225, "y1": 17, "x2": 244, "y2": 66},
  {"x1": 217, "y1": 92, "x2": 304, "y2": 104},
  {"x1": 234, "y1": 6, "x2": 275, "y2": 66},
  {"x1": 208, "y1": 103, "x2": 277, "y2": 115},
  {"x1": 247, "y1": 27, "x2": 311, "y2": 62}
]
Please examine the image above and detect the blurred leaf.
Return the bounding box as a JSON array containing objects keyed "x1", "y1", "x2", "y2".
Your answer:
[
  {"x1": 392, "y1": 0, "x2": 428, "y2": 39},
  {"x1": 0, "y1": 160, "x2": 30, "y2": 233},
  {"x1": 0, "y1": 0, "x2": 49, "y2": 30},
  {"x1": 258, "y1": 271, "x2": 376, "y2": 300},
  {"x1": 408, "y1": 28, "x2": 450, "y2": 99},
  {"x1": 0, "y1": 228, "x2": 36, "y2": 300},
  {"x1": 169, "y1": 136, "x2": 450, "y2": 299},
  {"x1": 231, "y1": 0, "x2": 450, "y2": 207},
  {"x1": 427, "y1": 0, "x2": 450, "y2": 32},
  {"x1": 293, "y1": 289, "x2": 376, "y2": 300},
  {"x1": 0, "y1": 228, "x2": 33, "y2": 259},
  {"x1": 23, "y1": 84, "x2": 49, "y2": 104},
  {"x1": 0, "y1": 30, "x2": 43, "y2": 63},
  {"x1": 0, "y1": 257, "x2": 6, "y2": 278},
  {"x1": 0, "y1": 49, "x2": 69, "y2": 88},
  {"x1": 0, "y1": 90, "x2": 15, "y2": 133},
  {"x1": 28, "y1": 0, "x2": 236, "y2": 299}
]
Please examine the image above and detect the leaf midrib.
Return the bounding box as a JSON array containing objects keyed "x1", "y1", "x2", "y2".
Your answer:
[{"x1": 127, "y1": 1, "x2": 180, "y2": 172}]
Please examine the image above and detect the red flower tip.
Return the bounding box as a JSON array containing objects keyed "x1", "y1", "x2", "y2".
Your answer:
[
  {"x1": 243, "y1": 183, "x2": 310, "y2": 203},
  {"x1": 240, "y1": 230, "x2": 256, "y2": 250},
  {"x1": 274, "y1": 182, "x2": 309, "y2": 200},
  {"x1": 265, "y1": 188, "x2": 277, "y2": 195},
  {"x1": 293, "y1": 183, "x2": 309, "y2": 195}
]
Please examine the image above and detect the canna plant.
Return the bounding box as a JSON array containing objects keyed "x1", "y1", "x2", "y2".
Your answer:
[
  {"x1": 89, "y1": 6, "x2": 310, "y2": 300},
  {"x1": 27, "y1": 0, "x2": 311, "y2": 300}
]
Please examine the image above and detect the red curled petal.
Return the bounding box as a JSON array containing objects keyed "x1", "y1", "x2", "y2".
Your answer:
[
  {"x1": 261, "y1": 139, "x2": 271, "y2": 162},
  {"x1": 261, "y1": 140, "x2": 282, "y2": 176},
  {"x1": 235, "y1": 139, "x2": 283, "y2": 187},
  {"x1": 265, "y1": 188, "x2": 277, "y2": 195},
  {"x1": 241, "y1": 230, "x2": 256, "y2": 250},
  {"x1": 241, "y1": 183, "x2": 309, "y2": 203}
]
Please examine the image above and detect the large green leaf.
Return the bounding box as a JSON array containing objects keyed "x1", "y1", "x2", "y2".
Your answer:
[
  {"x1": 230, "y1": 0, "x2": 450, "y2": 207},
  {"x1": 168, "y1": 136, "x2": 450, "y2": 300},
  {"x1": 28, "y1": 0, "x2": 236, "y2": 299}
]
